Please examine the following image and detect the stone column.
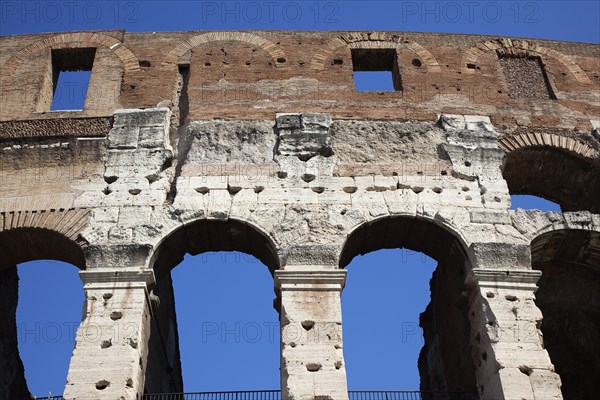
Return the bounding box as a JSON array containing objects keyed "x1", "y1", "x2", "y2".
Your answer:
[
  {"x1": 64, "y1": 270, "x2": 155, "y2": 400},
  {"x1": 466, "y1": 268, "x2": 563, "y2": 400},
  {"x1": 275, "y1": 269, "x2": 349, "y2": 400}
]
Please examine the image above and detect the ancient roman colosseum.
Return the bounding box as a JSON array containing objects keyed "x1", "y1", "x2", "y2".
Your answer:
[{"x1": 0, "y1": 30, "x2": 599, "y2": 400}]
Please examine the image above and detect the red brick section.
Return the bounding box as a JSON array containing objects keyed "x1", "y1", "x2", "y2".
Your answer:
[{"x1": 0, "y1": 30, "x2": 598, "y2": 130}]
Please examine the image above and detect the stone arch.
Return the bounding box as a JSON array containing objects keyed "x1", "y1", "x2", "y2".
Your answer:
[
  {"x1": 150, "y1": 216, "x2": 280, "y2": 279},
  {"x1": 144, "y1": 216, "x2": 281, "y2": 394},
  {"x1": 499, "y1": 132, "x2": 598, "y2": 158},
  {"x1": 164, "y1": 32, "x2": 286, "y2": 65},
  {"x1": 0, "y1": 32, "x2": 140, "y2": 74},
  {"x1": 461, "y1": 38, "x2": 592, "y2": 83},
  {"x1": 501, "y1": 137, "x2": 600, "y2": 212},
  {"x1": 310, "y1": 32, "x2": 442, "y2": 72},
  {"x1": 339, "y1": 214, "x2": 470, "y2": 268},
  {"x1": 0, "y1": 208, "x2": 89, "y2": 270},
  {"x1": 0, "y1": 210, "x2": 88, "y2": 399},
  {"x1": 338, "y1": 215, "x2": 477, "y2": 394},
  {"x1": 530, "y1": 228, "x2": 600, "y2": 399}
]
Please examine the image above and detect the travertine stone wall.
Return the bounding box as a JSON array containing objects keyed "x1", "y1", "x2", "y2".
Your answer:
[{"x1": 0, "y1": 30, "x2": 599, "y2": 400}]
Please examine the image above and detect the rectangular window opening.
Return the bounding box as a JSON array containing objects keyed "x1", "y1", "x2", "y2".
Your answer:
[
  {"x1": 498, "y1": 53, "x2": 555, "y2": 99},
  {"x1": 351, "y1": 48, "x2": 402, "y2": 92},
  {"x1": 50, "y1": 47, "x2": 96, "y2": 111}
]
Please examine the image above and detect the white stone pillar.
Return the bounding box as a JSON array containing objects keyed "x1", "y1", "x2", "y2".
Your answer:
[
  {"x1": 466, "y1": 269, "x2": 563, "y2": 400},
  {"x1": 275, "y1": 269, "x2": 349, "y2": 400},
  {"x1": 64, "y1": 270, "x2": 155, "y2": 400}
]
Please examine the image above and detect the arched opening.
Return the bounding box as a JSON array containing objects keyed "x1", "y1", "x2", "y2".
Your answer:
[
  {"x1": 510, "y1": 195, "x2": 560, "y2": 212},
  {"x1": 145, "y1": 218, "x2": 280, "y2": 394},
  {"x1": 0, "y1": 228, "x2": 85, "y2": 399},
  {"x1": 503, "y1": 146, "x2": 600, "y2": 212},
  {"x1": 532, "y1": 229, "x2": 600, "y2": 399},
  {"x1": 339, "y1": 216, "x2": 477, "y2": 395}
]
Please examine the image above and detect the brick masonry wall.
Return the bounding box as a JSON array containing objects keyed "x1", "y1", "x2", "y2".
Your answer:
[{"x1": 0, "y1": 30, "x2": 598, "y2": 128}]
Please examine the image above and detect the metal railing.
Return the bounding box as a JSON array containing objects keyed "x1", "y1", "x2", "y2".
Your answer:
[
  {"x1": 33, "y1": 397, "x2": 64, "y2": 400},
  {"x1": 348, "y1": 392, "x2": 478, "y2": 400},
  {"x1": 142, "y1": 391, "x2": 281, "y2": 400},
  {"x1": 35, "y1": 390, "x2": 478, "y2": 400},
  {"x1": 141, "y1": 391, "x2": 478, "y2": 400}
]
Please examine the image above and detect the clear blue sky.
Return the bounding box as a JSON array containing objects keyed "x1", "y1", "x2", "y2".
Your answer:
[{"x1": 2, "y1": 1, "x2": 597, "y2": 397}]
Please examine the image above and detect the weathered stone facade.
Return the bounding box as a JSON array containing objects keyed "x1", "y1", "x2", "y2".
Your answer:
[{"x1": 0, "y1": 30, "x2": 599, "y2": 400}]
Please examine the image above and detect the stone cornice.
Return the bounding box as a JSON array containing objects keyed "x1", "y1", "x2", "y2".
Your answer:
[
  {"x1": 465, "y1": 268, "x2": 542, "y2": 292},
  {"x1": 79, "y1": 269, "x2": 156, "y2": 289},
  {"x1": 275, "y1": 270, "x2": 347, "y2": 291}
]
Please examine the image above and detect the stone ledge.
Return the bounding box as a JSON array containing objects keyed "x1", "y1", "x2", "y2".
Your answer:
[
  {"x1": 275, "y1": 270, "x2": 347, "y2": 291},
  {"x1": 466, "y1": 268, "x2": 542, "y2": 291}
]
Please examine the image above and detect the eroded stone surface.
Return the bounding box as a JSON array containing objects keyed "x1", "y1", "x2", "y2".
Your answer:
[{"x1": 1, "y1": 29, "x2": 599, "y2": 400}]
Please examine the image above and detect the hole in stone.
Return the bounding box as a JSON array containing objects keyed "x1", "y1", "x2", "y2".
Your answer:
[
  {"x1": 146, "y1": 174, "x2": 160, "y2": 184},
  {"x1": 128, "y1": 338, "x2": 138, "y2": 349},
  {"x1": 462, "y1": 186, "x2": 470, "y2": 192},
  {"x1": 487, "y1": 320, "x2": 496, "y2": 326},
  {"x1": 494, "y1": 196, "x2": 501, "y2": 202},
  {"x1": 412, "y1": 186, "x2": 424, "y2": 194},
  {"x1": 334, "y1": 344, "x2": 342, "y2": 349},
  {"x1": 195, "y1": 187, "x2": 210, "y2": 194},
  {"x1": 467, "y1": 63, "x2": 477, "y2": 69},
  {"x1": 126, "y1": 378, "x2": 134, "y2": 388},
  {"x1": 139, "y1": 60, "x2": 151, "y2": 68},
  {"x1": 277, "y1": 57, "x2": 286, "y2": 63},
  {"x1": 104, "y1": 176, "x2": 118, "y2": 184},
  {"x1": 518, "y1": 365, "x2": 533, "y2": 376},
  {"x1": 301, "y1": 173, "x2": 315, "y2": 182},
  {"x1": 311, "y1": 187, "x2": 325, "y2": 194},
  {"x1": 254, "y1": 186, "x2": 265, "y2": 194},
  {"x1": 432, "y1": 187, "x2": 443, "y2": 194},
  {"x1": 102, "y1": 187, "x2": 112, "y2": 195},
  {"x1": 412, "y1": 58, "x2": 422, "y2": 67},
  {"x1": 306, "y1": 362, "x2": 322, "y2": 372},
  {"x1": 486, "y1": 291, "x2": 495, "y2": 298},
  {"x1": 96, "y1": 380, "x2": 110, "y2": 390},
  {"x1": 343, "y1": 186, "x2": 357, "y2": 194},
  {"x1": 441, "y1": 170, "x2": 448, "y2": 176},
  {"x1": 102, "y1": 293, "x2": 113, "y2": 300},
  {"x1": 100, "y1": 339, "x2": 112, "y2": 349},
  {"x1": 277, "y1": 171, "x2": 288, "y2": 179},
  {"x1": 227, "y1": 185, "x2": 242, "y2": 195},
  {"x1": 205, "y1": 62, "x2": 211, "y2": 66},
  {"x1": 333, "y1": 59, "x2": 343, "y2": 65},
  {"x1": 465, "y1": 196, "x2": 473, "y2": 201},
  {"x1": 110, "y1": 311, "x2": 123, "y2": 320},
  {"x1": 301, "y1": 320, "x2": 315, "y2": 331},
  {"x1": 297, "y1": 154, "x2": 312, "y2": 162},
  {"x1": 482, "y1": 351, "x2": 487, "y2": 361},
  {"x1": 334, "y1": 361, "x2": 343, "y2": 370},
  {"x1": 340, "y1": 209, "x2": 347, "y2": 215},
  {"x1": 128, "y1": 189, "x2": 141, "y2": 196},
  {"x1": 289, "y1": 342, "x2": 297, "y2": 348},
  {"x1": 505, "y1": 294, "x2": 518, "y2": 301},
  {"x1": 464, "y1": 161, "x2": 472, "y2": 167}
]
